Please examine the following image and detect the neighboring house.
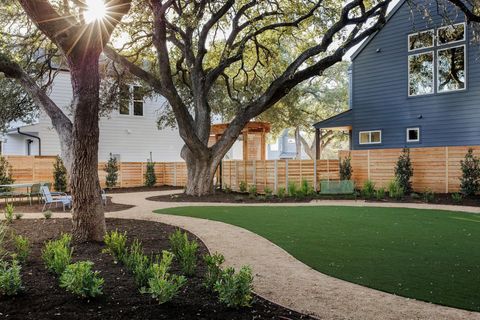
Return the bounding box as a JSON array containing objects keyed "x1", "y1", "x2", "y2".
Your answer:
[
  {"x1": 1, "y1": 71, "x2": 184, "y2": 162},
  {"x1": 314, "y1": 0, "x2": 479, "y2": 151},
  {"x1": 267, "y1": 129, "x2": 309, "y2": 160}
]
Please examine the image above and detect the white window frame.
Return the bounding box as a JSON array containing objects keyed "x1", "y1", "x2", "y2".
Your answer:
[
  {"x1": 359, "y1": 130, "x2": 382, "y2": 145},
  {"x1": 436, "y1": 22, "x2": 466, "y2": 47},
  {"x1": 406, "y1": 127, "x2": 420, "y2": 143},
  {"x1": 407, "y1": 50, "x2": 435, "y2": 97},
  {"x1": 118, "y1": 85, "x2": 144, "y2": 117},
  {"x1": 436, "y1": 44, "x2": 467, "y2": 93},
  {"x1": 408, "y1": 29, "x2": 434, "y2": 52}
]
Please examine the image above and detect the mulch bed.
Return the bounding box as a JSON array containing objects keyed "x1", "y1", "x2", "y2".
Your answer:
[
  {"x1": 366, "y1": 193, "x2": 480, "y2": 207},
  {"x1": 0, "y1": 198, "x2": 134, "y2": 213},
  {"x1": 0, "y1": 218, "x2": 314, "y2": 320},
  {"x1": 105, "y1": 186, "x2": 183, "y2": 194}
]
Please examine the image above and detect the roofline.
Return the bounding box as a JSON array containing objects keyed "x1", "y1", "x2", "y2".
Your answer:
[
  {"x1": 350, "y1": 0, "x2": 406, "y2": 61},
  {"x1": 313, "y1": 109, "x2": 352, "y2": 128}
]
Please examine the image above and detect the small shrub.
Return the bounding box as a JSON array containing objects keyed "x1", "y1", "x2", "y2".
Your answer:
[
  {"x1": 12, "y1": 234, "x2": 30, "y2": 263},
  {"x1": 203, "y1": 253, "x2": 225, "y2": 291},
  {"x1": 14, "y1": 213, "x2": 23, "y2": 220},
  {"x1": 42, "y1": 234, "x2": 73, "y2": 275},
  {"x1": 287, "y1": 182, "x2": 297, "y2": 197},
  {"x1": 103, "y1": 230, "x2": 128, "y2": 262},
  {"x1": 460, "y1": 148, "x2": 480, "y2": 196},
  {"x1": 423, "y1": 188, "x2": 435, "y2": 203},
  {"x1": 239, "y1": 181, "x2": 247, "y2": 193},
  {"x1": 263, "y1": 187, "x2": 273, "y2": 198},
  {"x1": 0, "y1": 222, "x2": 7, "y2": 259},
  {"x1": 144, "y1": 161, "x2": 157, "y2": 187},
  {"x1": 224, "y1": 185, "x2": 232, "y2": 194},
  {"x1": 395, "y1": 148, "x2": 413, "y2": 194},
  {"x1": 168, "y1": 229, "x2": 186, "y2": 257},
  {"x1": 277, "y1": 187, "x2": 286, "y2": 199},
  {"x1": 375, "y1": 187, "x2": 385, "y2": 200},
  {"x1": 256, "y1": 195, "x2": 266, "y2": 201},
  {"x1": 60, "y1": 261, "x2": 104, "y2": 298},
  {"x1": 387, "y1": 179, "x2": 404, "y2": 200},
  {"x1": 43, "y1": 210, "x2": 52, "y2": 220},
  {"x1": 451, "y1": 193, "x2": 463, "y2": 204},
  {"x1": 4, "y1": 204, "x2": 14, "y2": 223},
  {"x1": 125, "y1": 240, "x2": 153, "y2": 288},
  {"x1": 339, "y1": 156, "x2": 353, "y2": 180},
  {"x1": 300, "y1": 179, "x2": 314, "y2": 197},
  {"x1": 248, "y1": 185, "x2": 257, "y2": 199},
  {"x1": 104, "y1": 153, "x2": 119, "y2": 188},
  {"x1": 53, "y1": 156, "x2": 68, "y2": 192},
  {"x1": 0, "y1": 156, "x2": 14, "y2": 192},
  {"x1": 362, "y1": 180, "x2": 376, "y2": 199},
  {"x1": 169, "y1": 229, "x2": 198, "y2": 276},
  {"x1": 0, "y1": 260, "x2": 22, "y2": 296},
  {"x1": 143, "y1": 250, "x2": 187, "y2": 304},
  {"x1": 214, "y1": 266, "x2": 254, "y2": 308}
]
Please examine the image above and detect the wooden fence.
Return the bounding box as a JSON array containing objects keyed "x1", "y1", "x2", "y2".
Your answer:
[{"x1": 340, "y1": 146, "x2": 480, "y2": 193}]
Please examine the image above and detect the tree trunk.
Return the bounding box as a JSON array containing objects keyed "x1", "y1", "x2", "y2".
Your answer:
[
  {"x1": 294, "y1": 127, "x2": 302, "y2": 160},
  {"x1": 69, "y1": 56, "x2": 105, "y2": 242},
  {"x1": 183, "y1": 147, "x2": 219, "y2": 196}
]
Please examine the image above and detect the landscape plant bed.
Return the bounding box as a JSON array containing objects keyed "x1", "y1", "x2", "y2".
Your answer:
[
  {"x1": 0, "y1": 218, "x2": 313, "y2": 320},
  {"x1": 0, "y1": 198, "x2": 134, "y2": 213},
  {"x1": 364, "y1": 192, "x2": 480, "y2": 207},
  {"x1": 105, "y1": 185, "x2": 183, "y2": 194}
]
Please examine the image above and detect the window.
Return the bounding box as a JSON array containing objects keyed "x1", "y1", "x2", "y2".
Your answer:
[
  {"x1": 359, "y1": 130, "x2": 382, "y2": 144},
  {"x1": 408, "y1": 23, "x2": 467, "y2": 96},
  {"x1": 119, "y1": 85, "x2": 144, "y2": 116},
  {"x1": 406, "y1": 127, "x2": 420, "y2": 142}
]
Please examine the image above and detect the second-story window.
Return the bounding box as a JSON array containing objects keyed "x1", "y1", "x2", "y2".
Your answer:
[
  {"x1": 408, "y1": 23, "x2": 466, "y2": 96},
  {"x1": 119, "y1": 85, "x2": 144, "y2": 116}
]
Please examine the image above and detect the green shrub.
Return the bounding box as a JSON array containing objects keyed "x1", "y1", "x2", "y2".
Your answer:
[
  {"x1": 203, "y1": 253, "x2": 225, "y2": 291},
  {"x1": 300, "y1": 179, "x2": 314, "y2": 197},
  {"x1": 126, "y1": 240, "x2": 153, "y2": 288},
  {"x1": 452, "y1": 193, "x2": 463, "y2": 204},
  {"x1": 248, "y1": 185, "x2": 257, "y2": 199},
  {"x1": 168, "y1": 229, "x2": 186, "y2": 257},
  {"x1": 0, "y1": 156, "x2": 14, "y2": 192},
  {"x1": 375, "y1": 187, "x2": 385, "y2": 200},
  {"x1": 42, "y1": 234, "x2": 73, "y2": 275},
  {"x1": 339, "y1": 156, "x2": 353, "y2": 180},
  {"x1": 287, "y1": 182, "x2": 297, "y2": 197},
  {"x1": 395, "y1": 148, "x2": 413, "y2": 194},
  {"x1": 460, "y1": 148, "x2": 480, "y2": 196},
  {"x1": 239, "y1": 181, "x2": 247, "y2": 193},
  {"x1": 0, "y1": 222, "x2": 7, "y2": 259},
  {"x1": 214, "y1": 266, "x2": 253, "y2": 308},
  {"x1": 169, "y1": 229, "x2": 198, "y2": 276},
  {"x1": 104, "y1": 153, "x2": 119, "y2": 188},
  {"x1": 362, "y1": 180, "x2": 376, "y2": 199},
  {"x1": 14, "y1": 213, "x2": 23, "y2": 220},
  {"x1": 387, "y1": 179, "x2": 404, "y2": 200},
  {"x1": 53, "y1": 156, "x2": 68, "y2": 192},
  {"x1": 43, "y1": 210, "x2": 52, "y2": 219},
  {"x1": 60, "y1": 261, "x2": 104, "y2": 298},
  {"x1": 143, "y1": 250, "x2": 187, "y2": 304},
  {"x1": 12, "y1": 234, "x2": 30, "y2": 263},
  {"x1": 144, "y1": 161, "x2": 157, "y2": 187},
  {"x1": 0, "y1": 260, "x2": 22, "y2": 296},
  {"x1": 223, "y1": 185, "x2": 232, "y2": 194},
  {"x1": 277, "y1": 187, "x2": 286, "y2": 199},
  {"x1": 263, "y1": 187, "x2": 273, "y2": 198},
  {"x1": 423, "y1": 188, "x2": 435, "y2": 203},
  {"x1": 4, "y1": 204, "x2": 14, "y2": 223},
  {"x1": 103, "y1": 230, "x2": 127, "y2": 262}
]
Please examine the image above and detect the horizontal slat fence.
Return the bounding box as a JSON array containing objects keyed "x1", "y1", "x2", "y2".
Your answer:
[{"x1": 340, "y1": 146, "x2": 480, "y2": 193}]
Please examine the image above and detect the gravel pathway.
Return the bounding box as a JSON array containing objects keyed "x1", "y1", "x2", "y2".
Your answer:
[{"x1": 13, "y1": 190, "x2": 480, "y2": 320}]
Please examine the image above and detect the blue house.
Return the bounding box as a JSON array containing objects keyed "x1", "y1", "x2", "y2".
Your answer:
[{"x1": 314, "y1": 0, "x2": 480, "y2": 155}]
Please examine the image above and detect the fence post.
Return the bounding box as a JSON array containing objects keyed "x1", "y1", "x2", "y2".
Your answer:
[
  {"x1": 174, "y1": 163, "x2": 177, "y2": 186},
  {"x1": 252, "y1": 160, "x2": 256, "y2": 188},
  {"x1": 285, "y1": 159, "x2": 289, "y2": 189},
  {"x1": 367, "y1": 150, "x2": 371, "y2": 180},
  {"x1": 119, "y1": 161, "x2": 123, "y2": 188},
  {"x1": 445, "y1": 146, "x2": 449, "y2": 193},
  {"x1": 274, "y1": 160, "x2": 278, "y2": 192}
]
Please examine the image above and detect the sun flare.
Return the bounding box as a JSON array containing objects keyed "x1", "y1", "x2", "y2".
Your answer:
[{"x1": 84, "y1": 0, "x2": 107, "y2": 23}]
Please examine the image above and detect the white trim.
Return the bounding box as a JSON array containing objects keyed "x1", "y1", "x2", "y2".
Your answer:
[
  {"x1": 436, "y1": 44, "x2": 467, "y2": 93},
  {"x1": 408, "y1": 50, "x2": 434, "y2": 97},
  {"x1": 359, "y1": 130, "x2": 382, "y2": 145},
  {"x1": 436, "y1": 22, "x2": 466, "y2": 47},
  {"x1": 408, "y1": 29, "x2": 434, "y2": 52},
  {"x1": 406, "y1": 127, "x2": 420, "y2": 142}
]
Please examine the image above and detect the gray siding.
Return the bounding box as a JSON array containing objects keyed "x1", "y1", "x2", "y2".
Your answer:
[{"x1": 351, "y1": 0, "x2": 480, "y2": 150}]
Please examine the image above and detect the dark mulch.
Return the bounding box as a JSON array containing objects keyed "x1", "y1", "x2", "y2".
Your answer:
[
  {"x1": 0, "y1": 218, "x2": 314, "y2": 320},
  {"x1": 105, "y1": 186, "x2": 183, "y2": 194},
  {"x1": 366, "y1": 193, "x2": 480, "y2": 207},
  {"x1": 0, "y1": 198, "x2": 134, "y2": 213}
]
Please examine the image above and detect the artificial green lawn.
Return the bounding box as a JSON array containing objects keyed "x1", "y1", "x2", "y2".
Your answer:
[{"x1": 155, "y1": 206, "x2": 480, "y2": 311}]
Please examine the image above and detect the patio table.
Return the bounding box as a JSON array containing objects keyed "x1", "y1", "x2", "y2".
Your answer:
[{"x1": 0, "y1": 182, "x2": 49, "y2": 204}]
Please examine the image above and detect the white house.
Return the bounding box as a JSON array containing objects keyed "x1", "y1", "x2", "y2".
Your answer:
[{"x1": 1, "y1": 71, "x2": 184, "y2": 162}]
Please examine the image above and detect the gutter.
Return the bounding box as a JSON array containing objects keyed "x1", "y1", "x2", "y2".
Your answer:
[{"x1": 17, "y1": 128, "x2": 41, "y2": 156}]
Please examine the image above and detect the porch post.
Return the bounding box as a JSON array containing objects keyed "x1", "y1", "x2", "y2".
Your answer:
[{"x1": 315, "y1": 128, "x2": 321, "y2": 160}]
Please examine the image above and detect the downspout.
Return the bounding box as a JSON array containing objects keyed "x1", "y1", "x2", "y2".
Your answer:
[{"x1": 17, "y1": 128, "x2": 41, "y2": 156}]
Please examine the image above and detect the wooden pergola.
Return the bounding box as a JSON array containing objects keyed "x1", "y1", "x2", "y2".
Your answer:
[{"x1": 210, "y1": 121, "x2": 271, "y2": 160}]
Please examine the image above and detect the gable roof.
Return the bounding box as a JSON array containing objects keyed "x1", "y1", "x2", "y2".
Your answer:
[{"x1": 350, "y1": 0, "x2": 406, "y2": 61}]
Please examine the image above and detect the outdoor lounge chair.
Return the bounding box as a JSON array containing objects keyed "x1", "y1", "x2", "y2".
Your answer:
[
  {"x1": 101, "y1": 189, "x2": 107, "y2": 206},
  {"x1": 40, "y1": 186, "x2": 72, "y2": 212}
]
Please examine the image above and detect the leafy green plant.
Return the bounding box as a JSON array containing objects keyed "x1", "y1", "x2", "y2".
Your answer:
[
  {"x1": 387, "y1": 179, "x2": 404, "y2": 200},
  {"x1": 43, "y1": 210, "x2": 52, "y2": 219},
  {"x1": 239, "y1": 181, "x2": 247, "y2": 193},
  {"x1": 287, "y1": 182, "x2": 297, "y2": 197},
  {"x1": 168, "y1": 229, "x2": 186, "y2": 257},
  {"x1": 460, "y1": 148, "x2": 480, "y2": 196},
  {"x1": 53, "y1": 156, "x2": 68, "y2": 192},
  {"x1": 300, "y1": 179, "x2": 314, "y2": 197},
  {"x1": 0, "y1": 260, "x2": 22, "y2": 296},
  {"x1": 4, "y1": 204, "x2": 14, "y2": 223},
  {"x1": 248, "y1": 185, "x2": 257, "y2": 199},
  {"x1": 395, "y1": 148, "x2": 413, "y2": 194},
  {"x1": 143, "y1": 250, "x2": 187, "y2": 304},
  {"x1": 362, "y1": 180, "x2": 376, "y2": 199},
  {"x1": 59, "y1": 261, "x2": 104, "y2": 298},
  {"x1": 144, "y1": 161, "x2": 157, "y2": 187},
  {"x1": 375, "y1": 187, "x2": 385, "y2": 200},
  {"x1": 423, "y1": 188, "x2": 435, "y2": 203},
  {"x1": 12, "y1": 234, "x2": 30, "y2": 263},
  {"x1": 214, "y1": 266, "x2": 253, "y2": 308},
  {"x1": 104, "y1": 153, "x2": 119, "y2": 188},
  {"x1": 339, "y1": 155, "x2": 353, "y2": 180},
  {"x1": 203, "y1": 253, "x2": 225, "y2": 291},
  {"x1": 42, "y1": 234, "x2": 73, "y2": 275},
  {"x1": 263, "y1": 187, "x2": 273, "y2": 198},
  {"x1": 14, "y1": 213, "x2": 23, "y2": 220},
  {"x1": 451, "y1": 193, "x2": 463, "y2": 204},
  {"x1": 277, "y1": 187, "x2": 286, "y2": 199},
  {"x1": 0, "y1": 222, "x2": 7, "y2": 260},
  {"x1": 125, "y1": 240, "x2": 153, "y2": 288},
  {"x1": 223, "y1": 184, "x2": 232, "y2": 194},
  {"x1": 0, "y1": 156, "x2": 14, "y2": 192},
  {"x1": 103, "y1": 230, "x2": 128, "y2": 262},
  {"x1": 169, "y1": 229, "x2": 198, "y2": 276}
]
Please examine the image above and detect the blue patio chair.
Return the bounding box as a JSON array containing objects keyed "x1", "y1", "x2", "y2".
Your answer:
[{"x1": 40, "y1": 186, "x2": 72, "y2": 212}]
